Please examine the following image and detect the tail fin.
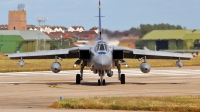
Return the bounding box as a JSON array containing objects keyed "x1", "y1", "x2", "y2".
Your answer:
[{"x1": 97, "y1": 0, "x2": 102, "y2": 40}]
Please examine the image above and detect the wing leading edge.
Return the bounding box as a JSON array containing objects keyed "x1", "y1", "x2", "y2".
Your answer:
[
  {"x1": 114, "y1": 46, "x2": 193, "y2": 60},
  {"x1": 7, "y1": 47, "x2": 80, "y2": 59}
]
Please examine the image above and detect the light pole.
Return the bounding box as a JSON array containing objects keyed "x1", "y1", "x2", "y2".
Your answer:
[
  {"x1": 60, "y1": 35, "x2": 63, "y2": 46},
  {"x1": 36, "y1": 17, "x2": 48, "y2": 51}
]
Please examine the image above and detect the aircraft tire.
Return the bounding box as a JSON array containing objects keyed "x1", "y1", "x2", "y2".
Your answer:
[
  {"x1": 103, "y1": 79, "x2": 105, "y2": 85},
  {"x1": 98, "y1": 79, "x2": 101, "y2": 86},
  {"x1": 76, "y1": 74, "x2": 81, "y2": 84},
  {"x1": 121, "y1": 74, "x2": 125, "y2": 84}
]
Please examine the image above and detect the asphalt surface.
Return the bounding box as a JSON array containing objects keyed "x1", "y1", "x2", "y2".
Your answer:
[{"x1": 0, "y1": 66, "x2": 200, "y2": 111}]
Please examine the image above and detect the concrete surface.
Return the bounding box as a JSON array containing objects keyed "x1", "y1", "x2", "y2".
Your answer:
[{"x1": 0, "y1": 66, "x2": 200, "y2": 111}]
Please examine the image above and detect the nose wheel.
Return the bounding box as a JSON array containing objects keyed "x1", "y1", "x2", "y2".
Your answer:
[
  {"x1": 98, "y1": 79, "x2": 105, "y2": 86},
  {"x1": 98, "y1": 71, "x2": 105, "y2": 86}
]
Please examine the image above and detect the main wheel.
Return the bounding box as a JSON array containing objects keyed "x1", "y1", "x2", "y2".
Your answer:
[
  {"x1": 121, "y1": 74, "x2": 125, "y2": 84},
  {"x1": 103, "y1": 79, "x2": 105, "y2": 85},
  {"x1": 76, "y1": 74, "x2": 81, "y2": 84},
  {"x1": 98, "y1": 79, "x2": 100, "y2": 86}
]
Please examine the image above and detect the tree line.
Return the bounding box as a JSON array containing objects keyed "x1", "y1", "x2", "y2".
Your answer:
[
  {"x1": 131, "y1": 23, "x2": 185, "y2": 38},
  {"x1": 103, "y1": 23, "x2": 185, "y2": 38}
]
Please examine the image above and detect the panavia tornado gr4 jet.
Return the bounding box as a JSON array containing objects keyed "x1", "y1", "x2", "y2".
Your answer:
[{"x1": 7, "y1": 0, "x2": 193, "y2": 86}]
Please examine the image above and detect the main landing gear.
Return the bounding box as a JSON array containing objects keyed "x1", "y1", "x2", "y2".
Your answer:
[
  {"x1": 76, "y1": 61, "x2": 86, "y2": 84},
  {"x1": 116, "y1": 61, "x2": 125, "y2": 84}
]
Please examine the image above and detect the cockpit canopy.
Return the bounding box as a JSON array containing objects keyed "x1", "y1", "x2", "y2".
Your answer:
[{"x1": 96, "y1": 42, "x2": 107, "y2": 51}]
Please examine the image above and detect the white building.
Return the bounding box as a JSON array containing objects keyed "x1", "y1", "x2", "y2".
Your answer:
[
  {"x1": 68, "y1": 26, "x2": 85, "y2": 32},
  {"x1": 28, "y1": 26, "x2": 67, "y2": 34},
  {"x1": 89, "y1": 27, "x2": 99, "y2": 34}
]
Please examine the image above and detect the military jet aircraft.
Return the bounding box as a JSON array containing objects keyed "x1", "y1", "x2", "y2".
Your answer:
[{"x1": 7, "y1": 0, "x2": 193, "y2": 86}]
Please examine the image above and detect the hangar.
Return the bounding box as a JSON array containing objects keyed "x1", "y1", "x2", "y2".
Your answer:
[
  {"x1": 0, "y1": 30, "x2": 51, "y2": 53},
  {"x1": 136, "y1": 30, "x2": 200, "y2": 51}
]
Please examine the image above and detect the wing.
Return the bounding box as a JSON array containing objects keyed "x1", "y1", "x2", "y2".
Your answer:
[
  {"x1": 7, "y1": 47, "x2": 80, "y2": 59},
  {"x1": 160, "y1": 49, "x2": 199, "y2": 53},
  {"x1": 113, "y1": 46, "x2": 193, "y2": 60}
]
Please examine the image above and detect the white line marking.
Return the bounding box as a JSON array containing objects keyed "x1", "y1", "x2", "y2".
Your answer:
[{"x1": 0, "y1": 68, "x2": 199, "y2": 76}]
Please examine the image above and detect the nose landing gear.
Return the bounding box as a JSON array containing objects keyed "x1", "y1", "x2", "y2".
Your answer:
[{"x1": 98, "y1": 70, "x2": 106, "y2": 86}]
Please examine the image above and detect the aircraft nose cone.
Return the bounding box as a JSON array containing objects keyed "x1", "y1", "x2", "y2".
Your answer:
[{"x1": 93, "y1": 54, "x2": 111, "y2": 70}]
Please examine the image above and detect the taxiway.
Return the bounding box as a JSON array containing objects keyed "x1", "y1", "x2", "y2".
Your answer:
[{"x1": 0, "y1": 66, "x2": 200, "y2": 111}]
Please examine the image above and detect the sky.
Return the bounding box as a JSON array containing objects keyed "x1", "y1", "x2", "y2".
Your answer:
[{"x1": 0, "y1": 0, "x2": 200, "y2": 31}]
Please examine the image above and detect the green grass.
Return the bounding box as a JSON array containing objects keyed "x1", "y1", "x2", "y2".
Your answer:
[
  {"x1": 50, "y1": 96, "x2": 200, "y2": 111},
  {"x1": 0, "y1": 53, "x2": 200, "y2": 72}
]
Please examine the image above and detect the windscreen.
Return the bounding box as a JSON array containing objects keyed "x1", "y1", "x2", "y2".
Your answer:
[
  {"x1": 100, "y1": 44, "x2": 104, "y2": 50},
  {"x1": 97, "y1": 43, "x2": 107, "y2": 51}
]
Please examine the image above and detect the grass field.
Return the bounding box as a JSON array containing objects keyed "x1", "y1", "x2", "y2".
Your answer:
[
  {"x1": 0, "y1": 53, "x2": 200, "y2": 72},
  {"x1": 0, "y1": 53, "x2": 79, "y2": 72},
  {"x1": 50, "y1": 96, "x2": 200, "y2": 111}
]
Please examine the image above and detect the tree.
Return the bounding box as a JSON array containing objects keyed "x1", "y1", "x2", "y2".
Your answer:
[{"x1": 130, "y1": 23, "x2": 185, "y2": 38}]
